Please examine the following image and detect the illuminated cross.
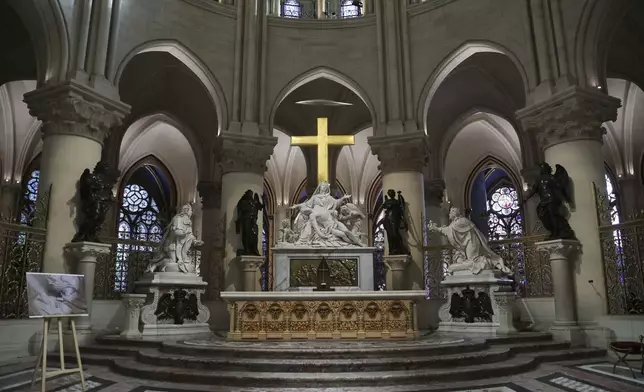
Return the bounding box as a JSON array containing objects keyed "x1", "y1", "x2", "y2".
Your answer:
[{"x1": 290, "y1": 117, "x2": 355, "y2": 184}]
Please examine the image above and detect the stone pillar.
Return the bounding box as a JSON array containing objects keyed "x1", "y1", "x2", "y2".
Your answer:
[
  {"x1": 617, "y1": 175, "x2": 642, "y2": 217},
  {"x1": 384, "y1": 255, "x2": 410, "y2": 290},
  {"x1": 369, "y1": 132, "x2": 429, "y2": 290},
  {"x1": 517, "y1": 87, "x2": 620, "y2": 323},
  {"x1": 239, "y1": 255, "x2": 264, "y2": 291},
  {"x1": 536, "y1": 239, "x2": 584, "y2": 345},
  {"x1": 63, "y1": 241, "x2": 111, "y2": 342},
  {"x1": 215, "y1": 132, "x2": 277, "y2": 291},
  {"x1": 0, "y1": 183, "x2": 21, "y2": 220},
  {"x1": 119, "y1": 293, "x2": 146, "y2": 338},
  {"x1": 24, "y1": 82, "x2": 129, "y2": 273},
  {"x1": 198, "y1": 180, "x2": 223, "y2": 299}
]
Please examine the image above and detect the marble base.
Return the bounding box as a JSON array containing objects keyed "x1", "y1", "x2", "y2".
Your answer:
[
  {"x1": 438, "y1": 270, "x2": 517, "y2": 335},
  {"x1": 273, "y1": 246, "x2": 375, "y2": 291},
  {"x1": 550, "y1": 323, "x2": 586, "y2": 347},
  {"x1": 221, "y1": 290, "x2": 425, "y2": 340},
  {"x1": 135, "y1": 272, "x2": 212, "y2": 338}
]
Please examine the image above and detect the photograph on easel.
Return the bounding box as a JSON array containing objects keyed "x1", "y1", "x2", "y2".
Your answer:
[{"x1": 26, "y1": 272, "x2": 88, "y2": 318}]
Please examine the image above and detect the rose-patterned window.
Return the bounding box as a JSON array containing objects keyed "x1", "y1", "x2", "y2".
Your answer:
[
  {"x1": 486, "y1": 185, "x2": 523, "y2": 240},
  {"x1": 19, "y1": 169, "x2": 39, "y2": 226}
]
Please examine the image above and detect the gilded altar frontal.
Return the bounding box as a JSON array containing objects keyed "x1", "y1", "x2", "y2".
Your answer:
[
  {"x1": 227, "y1": 299, "x2": 418, "y2": 341},
  {"x1": 289, "y1": 258, "x2": 358, "y2": 288}
]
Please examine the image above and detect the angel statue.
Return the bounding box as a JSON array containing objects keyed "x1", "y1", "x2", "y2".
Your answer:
[
  {"x1": 383, "y1": 189, "x2": 408, "y2": 255},
  {"x1": 146, "y1": 203, "x2": 204, "y2": 273},
  {"x1": 235, "y1": 190, "x2": 264, "y2": 256},
  {"x1": 277, "y1": 218, "x2": 296, "y2": 244},
  {"x1": 72, "y1": 161, "x2": 120, "y2": 243},
  {"x1": 523, "y1": 162, "x2": 576, "y2": 240},
  {"x1": 339, "y1": 203, "x2": 366, "y2": 238},
  {"x1": 289, "y1": 181, "x2": 364, "y2": 247},
  {"x1": 427, "y1": 207, "x2": 512, "y2": 275}
]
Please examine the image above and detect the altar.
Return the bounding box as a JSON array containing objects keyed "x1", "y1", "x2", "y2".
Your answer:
[
  {"x1": 273, "y1": 245, "x2": 375, "y2": 291},
  {"x1": 220, "y1": 291, "x2": 425, "y2": 340}
]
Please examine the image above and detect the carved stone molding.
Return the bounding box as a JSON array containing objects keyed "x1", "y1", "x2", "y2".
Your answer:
[
  {"x1": 535, "y1": 239, "x2": 581, "y2": 260},
  {"x1": 24, "y1": 81, "x2": 130, "y2": 145},
  {"x1": 197, "y1": 180, "x2": 222, "y2": 209},
  {"x1": 425, "y1": 179, "x2": 445, "y2": 206},
  {"x1": 214, "y1": 132, "x2": 278, "y2": 175},
  {"x1": 368, "y1": 132, "x2": 430, "y2": 174},
  {"x1": 516, "y1": 87, "x2": 620, "y2": 150}
]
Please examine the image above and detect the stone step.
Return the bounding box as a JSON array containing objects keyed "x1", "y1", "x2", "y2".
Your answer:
[
  {"x1": 485, "y1": 332, "x2": 553, "y2": 345},
  {"x1": 158, "y1": 339, "x2": 490, "y2": 359},
  {"x1": 94, "y1": 335, "x2": 164, "y2": 348},
  {"x1": 81, "y1": 344, "x2": 141, "y2": 357},
  {"x1": 135, "y1": 346, "x2": 515, "y2": 372}
]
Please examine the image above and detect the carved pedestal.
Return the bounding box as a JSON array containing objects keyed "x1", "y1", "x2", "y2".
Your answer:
[
  {"x1": 64, "y1": 241, "x2": 112, "y2": 334},
  {"x1": 135, "y1": 272, "x2": 212, "y2": 337},
  {"x1": 438, "y1": 270, "x2": 517, "y2": 335},
  {"x1": 384, "y1": 255, "x2": 410, "y2": 290},
  {"x1": 119, "y1": 294, "x2": 147, "y2": 338},
  {"x1": 237, "y1": 255, "x2": 264, "y2": 292},
  {"x1": 536, "y1": 239, "x2": 585, "y2": 346}
]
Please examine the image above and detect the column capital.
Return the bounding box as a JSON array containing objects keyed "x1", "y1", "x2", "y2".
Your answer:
[
  {"x1": 368, "y1": 131, "x2": 429, "y2": 174},
  {"x1": 424, "y1": 179, "x2": 445, "y2": 206},
  {"x1": 197, "y1": 180, "x2": 222, "y2": 209},
  {"x1": 535, "y1": 239, "x2": 581, "y2": 259},
  {"x1": 24, "y1": 81, "x2": 130, "y2": 145},
  {"x1": 516, "y1": 87, "x2": 620, "y2": 150},
  {"x1": 214, "y1": 132, "x2": 277, "y2": 175}
]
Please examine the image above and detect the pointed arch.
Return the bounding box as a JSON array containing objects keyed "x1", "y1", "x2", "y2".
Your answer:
[
  {"x1": 417, "y1": 41, "x2": 530, "y2": 134},
  {"x1": 268, "y1": 66, "x2": 378, "y2": 130},
  {"x1": 113, "y1": 40, "x2": 228, "y2": 134},
  {"x1": 463, "y1": 156, "x2": 523, "y2": 206}
]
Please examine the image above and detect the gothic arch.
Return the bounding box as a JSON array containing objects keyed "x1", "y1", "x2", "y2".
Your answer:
[
  {"x1": 417, "y1": 41, "x2": 531, "y2": 134},
  {"x1": 113, "y1": 40, "x2": 228, "y2": 134},
  {"x1": 463, "y1": 156, "x2": 523, "y2": 210},
  {"x1": 5, "y1": 0, "x2": 69, "y2": 85},
  {"x1": 268, "y1": 66, "x2": 379, "y2": 131}
]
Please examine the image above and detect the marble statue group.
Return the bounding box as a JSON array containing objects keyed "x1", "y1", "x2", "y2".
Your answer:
[{"x1": 278, "y1": 181, "x2": 366, "y2": 247}]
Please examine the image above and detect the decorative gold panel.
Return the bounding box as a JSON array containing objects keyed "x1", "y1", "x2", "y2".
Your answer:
[
  {"x1": 226, "y1": 298, "x2": 417, "y2": 340},
  {"x1": 289, "y1": 258, "x2": 358, "y2": 287}
]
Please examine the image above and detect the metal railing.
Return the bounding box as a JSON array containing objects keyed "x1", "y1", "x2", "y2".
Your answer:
[{"x1": 423, "y1": 234, "x2": 552, "y2": 299}]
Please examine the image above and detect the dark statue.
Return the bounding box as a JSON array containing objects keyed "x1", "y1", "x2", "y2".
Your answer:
[
  {"x1": 449, "y1": 286, "x2": 494, "y2": 323},
  {"x1": 155, "y1": 289, "x2": 199, "y2": 325},
  {"x1": 72, "y1": 161, "x2": 120, "y2": 243},
  {"x1": 236, "y1": 190, "x2": 264, "y2": 256},
  {"x1": 524, "y1": 162, "x2": 576, "y2": 240},
  {"x1": 383, "y1": 189, "x2": 408, "y2": 255}
]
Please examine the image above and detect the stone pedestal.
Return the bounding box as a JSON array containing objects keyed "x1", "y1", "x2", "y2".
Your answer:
[
  {"x1": 536, "y1": 239, "x2": 584, "y2": 345},
  {"x1": 119, "y1": 294, "x2": 147, "y2": 338},
  {"x1": 273, "y1": 246, "x2": 375, "y2": 291},
  {"x1": 384, "y1": 255, "x2": 410, "y2": 290},
  {"x1": 438, "y1": 270, "x2": 517, "y2": 335},
  {"x1": 135, "y1": 272, "x2": 212, "y2": 337},
  {"x1": 238, "y1": 255, "x2": 264, "y2": 292},
  {"x1": 64, "y1": 241, "x2": 111, "y2": 335}
]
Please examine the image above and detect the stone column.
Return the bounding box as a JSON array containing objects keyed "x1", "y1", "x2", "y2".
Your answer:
[
  {"x1": 384, "y1": 255, "x2": 410, "y2": 290},
  {"x1": 24, "y1": 82, "x2": 129, "y2": 273},
  {"x1": 215, "y1": 132, "x2": 277, "y2": 291},
  {"x1": 119, "y1": 293, "x2": 147, "y2": 338},
  {"x1": 239, "y1": 256, "x2": 264, "y2": 291},
  {"x1": 0, "y1": 183, "x2": 21, "y2": 220},
  {"x1": 197, "y1": 180, "x2": 223, "y2": 299},
  {"x1": 617, "y1": 175, "x2": 642, "y2": 217},
  {"x1": 369, "y1": 132, "x2": 429, "y2": 290},
  {"x1": 536, "y1": 239, "x2": 583, "y2": 345},
  {"x1": 517, "y1": 87, "x2": 620, "y2": 323},
  {"x1": 63, "y1": 241, "x2": 111, "y2": 343}
]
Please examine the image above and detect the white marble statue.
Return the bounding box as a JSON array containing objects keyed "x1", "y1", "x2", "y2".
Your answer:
[
  {"x1": 277, "y1": 218, "x2": 296, "y2": 244},
  {"x1": 146, "y1": 203, "x2": 204, "y2": 273},
  {"x1": 288, "y1": 181, "x2": 365, "y2": 247},
  {"x1": 427, "y1": 207, "x2": 512, "y2": 275}
]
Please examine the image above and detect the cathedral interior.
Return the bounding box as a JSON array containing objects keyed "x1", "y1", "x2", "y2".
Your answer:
[{"x1": 1, "y1": 0, "x2": 644, "y2": 391}]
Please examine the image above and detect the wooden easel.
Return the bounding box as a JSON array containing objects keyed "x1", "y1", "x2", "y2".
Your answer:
[{"x1": 31, "y1": 315, "x2": 85, "y2": 392}]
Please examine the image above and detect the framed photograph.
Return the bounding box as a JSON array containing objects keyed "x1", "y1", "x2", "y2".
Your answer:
[{"x1": 26, "y1": 272, "x2": 88, "y2": 318}]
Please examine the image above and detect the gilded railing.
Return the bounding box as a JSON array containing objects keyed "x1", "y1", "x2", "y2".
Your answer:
[
  {"x1": 423, "y1": 234, "x2": 552, "y2": 299},
  {"x1": 0, "y1": 188, "x2": 50, "y2": 319}
]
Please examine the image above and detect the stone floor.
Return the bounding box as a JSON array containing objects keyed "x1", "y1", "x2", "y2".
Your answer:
[{"x1": 2, "y1": 357, "x2": 643, "y2": 392}]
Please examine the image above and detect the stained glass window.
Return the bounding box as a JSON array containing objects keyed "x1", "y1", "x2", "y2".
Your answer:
[
  {"x1": 261, "y1": 193, "x2": 270, "y2": 291},
  {"x1": 282, "y1": 0, "x2": 302, "y2": 18},
  {"x1": 20, "y1": 169, "x2": 39, "y2": 225},
  {"x1": 605, "y1": 173, "x2": 620, "y2": 225},
  {"x1": 486, "y1": 185, "x2": 523, "y2": 240},
  {"x1": 373, "y1": 189, "x2": 386, "y2": 291},
  {"x1": 340, "y1": 0, "x2": 362, "y2": 18}
]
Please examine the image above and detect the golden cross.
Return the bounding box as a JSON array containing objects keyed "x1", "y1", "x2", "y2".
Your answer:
[{"x1": 290, "y1": 118, "x2": 355, "y2": 184}]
